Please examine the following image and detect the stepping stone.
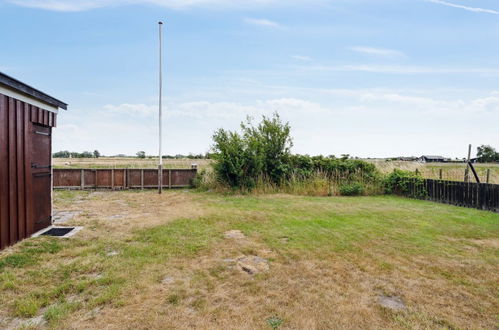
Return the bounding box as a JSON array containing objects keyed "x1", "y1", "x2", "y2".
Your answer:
[
  {"x1": 224, "y1": 230, "x2": 245, "y2": 239},
  {"x1": 161, "y1": 276, "x2": 174, "y2": 284},
  {"x1": 52, "y1": 211, "x2": 80, "y2": 224},
  {"x1": 378, "y1": 295, "x2": 406, "y2": 310},
  {"x1": 107, "y1": 214, "x2": 125, "y2": 220},
  {"x1": 106, "y1": 250, "x2": 119, "y2": 256},
  {"x1": 236, "y1": 256, "x2": 269, "y2": 275}
]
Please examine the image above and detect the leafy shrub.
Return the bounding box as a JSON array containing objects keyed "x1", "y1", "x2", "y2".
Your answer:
[
  {"x1": 289, "y1": 155, "x2": 378, "y2": 181},
  {"x1": 210, "y1": 112, "x2": 381, "y2": 193},
  {"x1": 191, "y1": 169, "x2": 206, "y2": 189},
  {"x1": 384, "y1": 169, "x2": 426, "y2": 198},
  {"x1": 211, "y1": 113, "x2": 292, "y2": 189},
  {"x1": 339, "y1": 183, "x2": 364, "y2": 196},
  {"x1": 211, "y1": 129, "x2": 260, "y2": 189}
]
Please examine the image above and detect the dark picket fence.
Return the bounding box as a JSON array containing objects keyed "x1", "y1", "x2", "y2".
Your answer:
[{"x1": 403, "y1": 179, "x2": 499, "y2": 212}]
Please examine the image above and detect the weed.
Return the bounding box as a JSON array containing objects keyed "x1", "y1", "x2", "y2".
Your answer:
[
  {"x1": 166, "y1": 294, "x2": 180, "y2": 306},
  {"x1": 13, "y1": 297, "x2": 40, "y2": 318},
  {"x1": 44, "y1": 302, "x2": 77, "y2": 324},
  {"x1": 339, "y1": 182, "x2": 364, "y2": 196},
  {"x1": 267, "y1": 316, "x2": 283, "y2": 329}
]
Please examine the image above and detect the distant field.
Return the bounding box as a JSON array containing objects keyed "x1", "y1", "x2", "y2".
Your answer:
[
  {"x1": 52, "y1": 157, "x2": 212, "y2": 170},
  {"x1": 53, "y1": 158, "x2": 499, "y2": 184},
  {"x1": 370, "y1": 160, "x2": 499, "y2": 184}
]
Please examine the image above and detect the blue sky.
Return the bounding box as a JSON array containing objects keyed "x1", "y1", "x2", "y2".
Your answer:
[{"x1": 1, "y1": 0, "x2": 498, "y2": 158}]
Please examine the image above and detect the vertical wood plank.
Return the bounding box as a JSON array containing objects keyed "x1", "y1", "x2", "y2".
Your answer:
[
  {"x1": 24, "y1": 104, "x2": 34, "y2": 236},
  {"x1": 0, "y1": 95, "x2": 10, "y2": 249},
  {"x1": 8, "y1": 97, "x2": 18, "y2": 244},
  {"x1": 16, "y1": 100, "x2": 26, "y2": 240}
]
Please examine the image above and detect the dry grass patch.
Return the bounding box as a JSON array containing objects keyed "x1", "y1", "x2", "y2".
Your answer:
[{"x1": 0, "y1": 191, "x2": 497, "y2": 329}]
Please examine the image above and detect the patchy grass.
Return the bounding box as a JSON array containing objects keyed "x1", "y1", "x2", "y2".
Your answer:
[{"x1": 0, "y1": 190, "x2": 497, "y2": 329}]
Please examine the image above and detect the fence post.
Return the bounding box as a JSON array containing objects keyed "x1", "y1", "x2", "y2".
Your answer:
[
  {"x1": 80, "y1": 169, "x2": 85, "y2": 190},
  {"x1": 486, "y1": 169, "x2": 490, "y2": 184},
  {"x1": 168, "y1": 169, "x2": 172, "y2": 188},
  {"x1": 141, "y1": 169, "x2": 144, "y2": 190},
  {"x1": 111, "y1": 169, "x2": 115, "y2": 190},
  {"x1": 439, "y1": 169, "x2": 442, "y2": 180},
  {"x1": 464, "y1": 144, "x2": 472, "y2": 182}
]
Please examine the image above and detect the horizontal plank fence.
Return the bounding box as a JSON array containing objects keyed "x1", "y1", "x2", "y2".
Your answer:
[
  {"x1": 53, "y1": 168, "x2": 197, "y2": 190},
  {"x1": 403, "y1": 179, "x2": 499, "y2": 212}
]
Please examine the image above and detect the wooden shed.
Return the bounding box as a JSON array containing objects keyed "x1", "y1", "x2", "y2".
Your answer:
[{"x1": 0, "y1": 72, "x2": 67, "y2": 250}]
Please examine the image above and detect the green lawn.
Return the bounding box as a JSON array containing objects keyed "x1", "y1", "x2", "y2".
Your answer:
[{"x1": 0, "y1": 191, "x2": 497, "y2": 329}]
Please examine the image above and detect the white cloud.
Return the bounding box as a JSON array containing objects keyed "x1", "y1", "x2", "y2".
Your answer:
[
  {"x1": 243, "y1": 18, "x2": 280, "y2": 28},
  {"x1": 7, "y1": 0, "x2": 280, "y2": 11},
  {"x1": 54, "y1": 92, "x2": 499, "y2": 157},
  {"x1": 303, "y1": 64, "x2": 499, "y2": 75},
  {"x1": 427, "y1": 0, "x2": 499, "y2": 15},
  {"x1": 292, "y1": 55, "x2": 312, "y2": 61},
  {"x1": 350, "y1": 46, "x2": 405, "y2": 57},
  {"x1": 103, "y1": 103, "x2": 157, "y2": 116}
]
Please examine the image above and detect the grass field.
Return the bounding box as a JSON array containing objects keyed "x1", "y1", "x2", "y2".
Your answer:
[
  {"x1": 0, "y1": 191, "x2": 497, "y2": 329},
  {"x1": 371, "y1": 160, "x2": 499, "y2": 184},
  {"x1": 52, "y1": 157, "x2": 212, "y2": 170}
]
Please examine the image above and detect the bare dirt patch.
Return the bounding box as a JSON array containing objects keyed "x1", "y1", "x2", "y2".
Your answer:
[
  {"x1": 469, "y1": 238, "x2": 499, "y2": 249},
  {"x1": 65, "y1": 190, "x2": 207, "y2": 241},
  {"x1": 236, "y1": 255, "x2": 269, "y2": 275},
  {"x1": 224, "y1": 230, "x2": 245, "y2": 239}
]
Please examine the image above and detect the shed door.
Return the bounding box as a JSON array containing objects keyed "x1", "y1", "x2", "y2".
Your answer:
[{"x1": 29, "y1": 123, "x2": 52, "y2": 232}]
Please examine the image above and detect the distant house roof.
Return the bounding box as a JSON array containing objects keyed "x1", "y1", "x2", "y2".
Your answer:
[
  {"x1": 0, "y1": 72, "x2": 67, "y2": 110},
  {"x1": 421, "y1": 155, "x2": 445, "y2": 160}
]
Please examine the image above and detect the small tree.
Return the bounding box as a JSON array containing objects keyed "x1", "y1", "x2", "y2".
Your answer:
[
  {"x1": 477, "y1": 145, "x2": 499, "y2": 163},
  {"x1": 211, "y1": 113, "x2": 292, "y2": 189},
  {"x1": 212, "y1": 129, "x2": 262, "y2": 189},
  {"x1": 242, "y1": 113, "x2": 292, "y2": 184},
  {"x1": 136, "y1": 151, "x2": 146, "y2": 159},
  {"x1": 81, "y1": 151, "x2": 93, "y2": 158},
  {"x1": 93, "y1": 150, "x2": 101, "y2": 158},
  {"x1": 53, "y1": 150, "x2": 70, "y2": 158}
]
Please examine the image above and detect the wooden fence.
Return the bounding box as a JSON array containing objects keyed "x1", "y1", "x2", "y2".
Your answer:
[
  {"x1": 404, "y1": 179, "x2": 499, "y2": 212},
  {"x1": 53, "y1": 168, "x2": 197, "y2": 190}
]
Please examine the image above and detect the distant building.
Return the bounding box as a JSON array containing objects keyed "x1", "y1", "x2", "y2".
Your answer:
[{"x1": 418, "y1": 155, "x2": 446, "y2": 163}]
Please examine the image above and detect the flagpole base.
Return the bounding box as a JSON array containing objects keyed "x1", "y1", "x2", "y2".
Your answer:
[{"x1": 158, "y1": 164, "x2": 163, "y2": 194}]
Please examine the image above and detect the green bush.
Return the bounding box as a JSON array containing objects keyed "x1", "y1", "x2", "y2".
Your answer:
[
  {"x1": 339, "y1": 183, "x2": 364, "y2": 196},
  {"x1": 384, "y1": 169, "x2": 426, "y2": 198},
  {"x1": 211, "y1": 113, "x2": 292, "y2": 189},
  {"x1": 210, "y1": 113, "x2": 381, "y2": 193},
  {"x1": 289, "y1": 155, "x2": 378, "y2": 181},
  {"x1": 211, "y1": 129, "x2": 261, "y2": 189}
]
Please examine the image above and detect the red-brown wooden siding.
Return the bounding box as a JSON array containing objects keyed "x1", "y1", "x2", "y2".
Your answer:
[{"x1": 0, "y1": 93, "x2": 57, "y2": 249}]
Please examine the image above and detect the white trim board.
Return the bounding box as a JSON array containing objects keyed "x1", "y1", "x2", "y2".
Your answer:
[{"x1": 0, "y1": 85, "x2": 59, "y2": 114}]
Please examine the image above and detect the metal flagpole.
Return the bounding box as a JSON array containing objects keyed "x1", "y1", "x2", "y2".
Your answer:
[{"x1": 158, "y1": 21, "x2": 163, "y2": 194}]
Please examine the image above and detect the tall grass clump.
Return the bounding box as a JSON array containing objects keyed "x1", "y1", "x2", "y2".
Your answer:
[{"x1": 196, "y1": 113, "x2": 383, "y2": 196}]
